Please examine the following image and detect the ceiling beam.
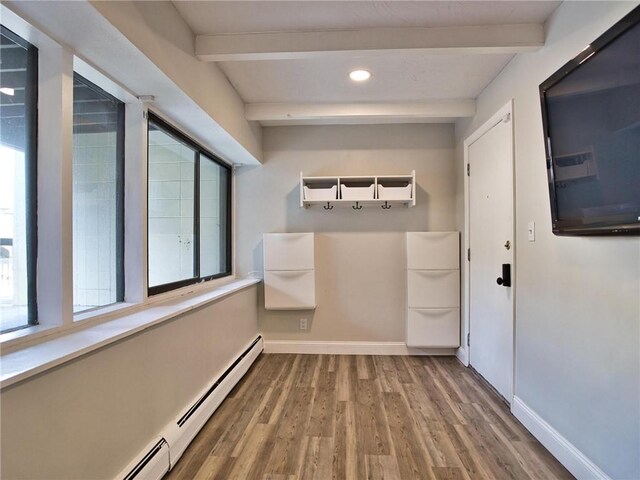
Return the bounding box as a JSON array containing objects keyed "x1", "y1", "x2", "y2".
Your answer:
[
  {"x1": 196, "y1": 24, "x2": 544, "y2": 62},
  {"x1": 245, "y1": 100, "x2": 476, "y2": 124}
]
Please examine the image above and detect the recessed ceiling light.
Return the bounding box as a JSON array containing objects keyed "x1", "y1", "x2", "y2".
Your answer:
[
  {"x1": 0, "y1": 87, "x2": 15, "y2": 96},
  {"x1": 349, "y1": 70, "x2": 371, "y2": 82}
]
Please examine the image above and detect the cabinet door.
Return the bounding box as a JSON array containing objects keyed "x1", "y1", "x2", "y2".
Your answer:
[
  {"x1": 407, "y1": 232, "x2": 459, "y2": 270},
  {"x1": 264, "y1": 233, "x2": 315, "y2": 271},
  {"x1": 264, "y1": 270, "x2": 316, "y2": 310},
  {"x1": 407, "y1": 308, "x2": 460, "y2": 348},
  {"x1": 407, "y1": 269, "x2": 460, "y2": 308}
]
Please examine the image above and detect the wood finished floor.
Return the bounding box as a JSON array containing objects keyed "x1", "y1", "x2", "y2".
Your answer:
[{"x1": 166, "y1": 354, "x2": 573, "y2": 480}]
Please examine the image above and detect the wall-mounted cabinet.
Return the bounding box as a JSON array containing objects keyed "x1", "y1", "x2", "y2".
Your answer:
[
  {"x1": 300, "y1": 171, "x2": 416, "y2": 209},
  {"x1": 406, "y1": 232, "x2": 460, "y2": 348},
  {"x1": 263, "y1": 233, "x2": 316, "y2": 310}
]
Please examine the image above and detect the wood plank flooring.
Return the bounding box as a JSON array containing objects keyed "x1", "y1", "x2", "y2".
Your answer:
[{"x1": 165, "y1": 354, "x2": 573, "y2": 480}]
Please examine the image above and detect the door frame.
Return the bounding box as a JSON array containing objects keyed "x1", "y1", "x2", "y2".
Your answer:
[{"x1": 458, "y1": 99, "x2": 516, "y2": 401}]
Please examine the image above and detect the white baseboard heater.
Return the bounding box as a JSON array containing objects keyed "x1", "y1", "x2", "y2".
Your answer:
[{"x1": 117, "y1": 335, "x2": 264, "y2": 480}]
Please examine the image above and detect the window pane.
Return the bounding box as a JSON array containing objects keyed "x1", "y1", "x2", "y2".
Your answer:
[
  {"x1": 200, "y1": 156, "x2": 229, "y2": 277},
  {"x1": 72, "y1": 74, "x2": 124, "y2": 313},
  {"x1": 0, "y1": 27, "x2": 36, "y2": 332},
  {"x1": 148, "y1": 123, "x2": 196, "y2": 288},
  {"x1": 147, "y1": 113, "x2": 231, "y2": 295}
]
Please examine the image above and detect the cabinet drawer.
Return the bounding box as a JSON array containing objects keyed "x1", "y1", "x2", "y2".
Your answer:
[
  {"x1": 407, "y1": 269, "x2": 459, "y2": 308},
  {"x1": 264, "y1": 270, "x2": 316, "y2": 310},
  {"x1": 264, "y1": 233, "x2": 315, "y2": 271},
  {"x1": 407, "y1": 308, "x2": 460, "y2": 348},
  {"x1": 407, "y1": 232, "x2": 459, "y2": 270}
]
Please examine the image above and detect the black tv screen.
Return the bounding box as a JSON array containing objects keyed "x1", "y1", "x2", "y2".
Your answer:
[{"x1": 540, "y1": 6, "x2": 640, "y2": 235}]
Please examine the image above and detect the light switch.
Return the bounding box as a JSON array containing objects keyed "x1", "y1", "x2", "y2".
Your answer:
[{"x1": 528, "y1": 221, "x2": 535, "y2": 242}]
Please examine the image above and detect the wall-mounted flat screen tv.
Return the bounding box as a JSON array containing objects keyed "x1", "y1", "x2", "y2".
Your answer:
[{"x1": 540, "y1": 6, "x2": 640, "y2": 235}]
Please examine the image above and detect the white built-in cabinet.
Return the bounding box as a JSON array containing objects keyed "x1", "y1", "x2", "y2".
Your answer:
[
  {"x1": 406, "y1": 232, "x2": 460, "y2": 348},
  {"x1": 263, "y1": 233, "x2": 316, "y2": 310}
]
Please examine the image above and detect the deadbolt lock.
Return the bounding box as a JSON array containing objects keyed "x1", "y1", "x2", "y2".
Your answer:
[{"x1": 504, "y1": 240, "x2": 511, "y2": 250}]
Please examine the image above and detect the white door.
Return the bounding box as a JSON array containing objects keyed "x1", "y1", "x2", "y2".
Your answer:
[{"x1": 468, "y1": 111, "x2": 514, "y2": 402}]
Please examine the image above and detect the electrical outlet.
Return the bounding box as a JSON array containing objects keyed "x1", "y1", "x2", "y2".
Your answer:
[{"x1": 299, "y1": 318, "x2": 308, "y2": 330}]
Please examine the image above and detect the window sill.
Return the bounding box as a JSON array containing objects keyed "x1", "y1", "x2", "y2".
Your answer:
[
  {"x1": 1, "y1": 275, "x2": 241, "y2": 351},
  {"x1": 0, "y1": 324, "x2": 59, "y2": 344},
  {"x1": 0, "y1": 277, "x2": 261, "y2": 390}
]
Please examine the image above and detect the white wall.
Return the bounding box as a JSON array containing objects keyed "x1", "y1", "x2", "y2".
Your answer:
[
  {"x1": 0, "y1": 285, "x2": 259, "y2": 480},
  {"x1": 236, "y1": 124, "x2": 457, "y2": 342},
  {"x1": 454, "y1": 2, "x2": 640, "y2": 478}
]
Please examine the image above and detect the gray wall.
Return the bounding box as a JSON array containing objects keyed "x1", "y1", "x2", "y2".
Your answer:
[
  {"x1": 0, "y1": 286, "x2": 259, "y2": 480},
  {"x1": 236, "y1": 124, "x2": 457, "y2": 341},
  {"x1": 454, "y1": 2, "x2": 640, "y2": 478}
]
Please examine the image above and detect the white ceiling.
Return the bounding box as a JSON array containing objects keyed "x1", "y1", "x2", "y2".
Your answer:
[
  {"x1": 217, "y1": 52, "x2": 514, "y2": 104},
  {"x1": 172, "y1": 1, "x2": 561, "y2": 125}
]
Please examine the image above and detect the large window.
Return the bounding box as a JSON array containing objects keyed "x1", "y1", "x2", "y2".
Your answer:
[
  {"x1": 72, "y1": 73, "x2": 124, "y2": 313},
  {"x1": 147, "y1": 113, "x2": 231, "y2": 295},
  {"x1": 0, "y1": 26, "x2": 37, "y2": 333}
]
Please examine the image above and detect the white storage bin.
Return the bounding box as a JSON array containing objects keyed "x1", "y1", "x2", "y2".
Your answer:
[
  {"x1": 407, "y1": 308, "x2": 460, "y2": 348},
  {"x1": 377, "y1": 184, "x2": 412, "y2": 200},
  {"x1": 264, "y1": 270, "x2": 316, "y2": 310},
  {"x1": 407, "y1": 232, "x2": 459, "y2": 270},
  {"x1": 263, "y1": 233, "x2": 315, "y2": 271},
  {"x1": 340, "y1": 184, "x2": 375, "y2": 200},
  {"x1": 408, "y1": 269, "x2": 460, "y2": 308},
  {"x1": 304, "y1": 185, "x2": 337, "y2": 201}
]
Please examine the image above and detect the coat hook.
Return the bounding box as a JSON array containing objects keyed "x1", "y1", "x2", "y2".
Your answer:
[
  {"x1": 323, "y1": 202, "x2": 333, "y2": 210},
  {"x1": 381, "y1": 201, "x2": 392, "y2": 210},
  {"x1": 352, "y1": 201, "x2": 363, "y2": 210}
]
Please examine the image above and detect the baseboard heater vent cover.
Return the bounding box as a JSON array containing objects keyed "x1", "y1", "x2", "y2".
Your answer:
[
  {"x1": 120, "y1": 438, "x2": 170, "y2": 480},
  {"x1": 116, "y1": 335, "x2": 263, "y2": 479}
]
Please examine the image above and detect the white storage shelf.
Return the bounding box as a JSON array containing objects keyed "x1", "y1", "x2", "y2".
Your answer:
[
  {"x1": 263, "y1": 233, "x2": 315, "y2": 271},
  {"x1": 406, "y1": 232, "x2": 460, "y2": 349},
  {"x1": 300, "y1": 171, "x2": 416, "y2": 209},
  {"x1": 407, "y1": 232, "x2": 460, "y2": 270},
  {"x1": 264, "y1": 271, "x2": 316, "y2": 310},
  {"x1": 263, "y1": 233, "x2": 316, "y2": 311},
  {"x1": 407, "y1": 270, "x2": 460, "y2": 309},
  {"x1": 408, "y1": 309, "x2": 460, "y2": 348}
]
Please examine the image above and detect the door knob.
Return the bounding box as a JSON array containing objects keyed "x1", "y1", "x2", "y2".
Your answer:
[{"x1": 496, "y1": 263, "x2": 512, "y2": 287}]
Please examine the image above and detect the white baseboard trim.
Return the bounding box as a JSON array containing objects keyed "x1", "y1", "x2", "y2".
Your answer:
[
  {"x1": 511, "y1": 396, "x2": 611, "y2": 480},
  {"x1": 263, "y1": 340, "x2": 456, "y2": 356},
  {"x1": 455, "y1": 347, "x2": 469, "y2": 366}
]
